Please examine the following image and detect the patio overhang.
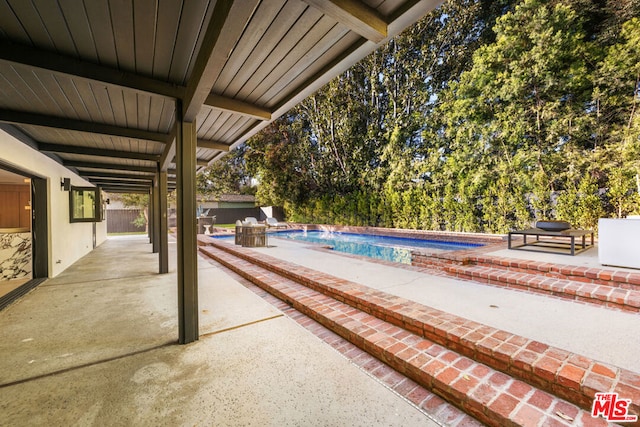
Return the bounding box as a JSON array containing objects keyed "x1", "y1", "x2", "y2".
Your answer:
[{"x1": 0, "y1": 0, "x2": 444, "y2": 343}]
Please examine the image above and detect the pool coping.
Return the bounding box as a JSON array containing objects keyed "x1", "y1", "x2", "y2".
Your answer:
[
  {"x1": 211, "y1": 224, "x2": 499, "y2": 265},
  {"x1": 286, "y1": 223, "x2": 507, "y2": 245}
]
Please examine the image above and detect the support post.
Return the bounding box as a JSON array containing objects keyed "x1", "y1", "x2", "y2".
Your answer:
[
  {"x1": 152, "y1": 175, "x2": 160, "y2": 254},
  {"x1": 148, "y1": 188, "x2": 153, "y2": 245},
  {"x1": 175, "y1": 100, "x2": 199, "y2": 344},
  {"x1": 159, "y1": 168, "x2": 169, "y2": 274}
]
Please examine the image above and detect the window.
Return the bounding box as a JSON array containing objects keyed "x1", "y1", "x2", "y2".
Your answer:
[{"x1": 69, "y1": 187, "x2": 101, "y2": 222}]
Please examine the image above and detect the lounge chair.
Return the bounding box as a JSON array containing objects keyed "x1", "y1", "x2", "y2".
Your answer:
[
  {"x1": 244, "y1": 217, "x2": 258, "y2": 225},
  {"x1": 265, "y1": 217, "x2": 287, "y2": 229}
]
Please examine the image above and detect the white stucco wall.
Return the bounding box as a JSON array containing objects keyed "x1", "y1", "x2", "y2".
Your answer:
[{"x1": 0, "y1": 128, "x2": 108, "y2": 277}]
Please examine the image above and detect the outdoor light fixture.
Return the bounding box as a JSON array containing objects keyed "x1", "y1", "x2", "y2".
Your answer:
[{"x1": 61, "y1": 177, "x2": 71, "y2": 191}]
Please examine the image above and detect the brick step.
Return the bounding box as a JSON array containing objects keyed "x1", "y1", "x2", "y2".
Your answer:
[
  {"x1": 443, "y1": 264, "x2": 640, "y2": 313},
  {"x1": 200, "y1": 239, "x2": 640, "y2": 423},
  {"x1": 414, "y1": 251, "x2": 640, "y2": 292},
  {"x1": 199, "y1": 244, "x2": 609, "y2": 427}
]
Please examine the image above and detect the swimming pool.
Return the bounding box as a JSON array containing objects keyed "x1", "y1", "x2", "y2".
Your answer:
[{"x1": 268, "y1": 230, "x2": 481, "y2": 264}]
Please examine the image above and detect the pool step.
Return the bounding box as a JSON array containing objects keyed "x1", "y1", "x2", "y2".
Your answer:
[
  {"x1": 412, "y1": 252, "x2": 640, "y2": 312},
  {"x1": 414, "y1": 251, "x2": 640, "y2": 292},
  {"x1": 199, "y1": 240, "x2": 639, "y2": 425},
  {"x1": 443, "y1": 264, "x2": 640, "y2": 313}
]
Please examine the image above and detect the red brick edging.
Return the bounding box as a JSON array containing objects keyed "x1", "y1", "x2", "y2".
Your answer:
[
  {"x1": 199, "y1": 237, "x2": 640, "y2": 424},
  {"x1": 413, "y1": 252, "x2": 640, "y2": 312},
  {"x1": 200, "y1": 243, "x2": 613, "y2": 426}
]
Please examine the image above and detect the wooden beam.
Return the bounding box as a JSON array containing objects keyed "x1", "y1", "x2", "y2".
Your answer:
[
  {"x1": 90, "y1": 181, "x2": 151, "y2": 189},
  {"x1": 88, "y1": 177, "x2": 153, "y2": 184},
  {"x1": 64, "y1": 160, "x2": 157, "y2": 173},
  {"x1": 171, "y1": 157, "x2": 212, "y2": 167},
  {"x1": 204, "y1": 94, "x2": 271, "y2": 120},
  {"x1": 0, "y1": 109, "x2": 172, "y2": 143},
  {"x1": 39, "y1": 143, "x2": 161, "y2": 161},
  {"x1": 302, "y1": 0, "x2": 387, "y2": 42},
  {"x1": 91, "y1": 183, "x2": 153, "y2": 191},
  {"x1": 78, "y1": 171, "x2": 155, "y2": 180},
  {"x1": 0, "y1": 40, "x2": 185, "y2": 100},
  {"x1": 183, "y1": 0, "x2": 251, "y2": 122},
  {"x1": 95, "y1": 181, "x2": 151, "y2": 187},
  {"x1": 99, "y1": 187, "x2": 150, "y2": 194},
  {"x1": 183, "y1": 0, "x2": 234, "y2": 121},
  {"x1": 197, "y1": 139, "x2": 230, "y2": 152},
  {"x1": 160, "y1": 123, "x2": 177, "y2": 172},
  {"x1": 91, "y1": 179, "x2": 158, "y2": 186},
  {"x1": 81, "y1": 172, "x2": 176, "y2": 185}
]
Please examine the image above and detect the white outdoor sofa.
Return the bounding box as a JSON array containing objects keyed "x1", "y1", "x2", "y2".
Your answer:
[{"x1": 598, "y1": 218, "x2": 640, "y2": 269}]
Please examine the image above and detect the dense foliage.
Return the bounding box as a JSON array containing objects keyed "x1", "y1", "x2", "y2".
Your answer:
[
  {"x1": 196, "y1": 145, "x2": 255, "y2": 199},
  {"x1": 237, "y1": 0, "x2": 640, "y2": 233}
]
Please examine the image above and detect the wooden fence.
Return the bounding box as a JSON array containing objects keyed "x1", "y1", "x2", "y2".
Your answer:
[{"x1": 107, "y1": 209, "x2": 146, "y2": 234}]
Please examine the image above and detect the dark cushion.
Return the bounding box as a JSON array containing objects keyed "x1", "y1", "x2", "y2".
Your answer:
[{"x1": 536, "y1": 220, "x2": 571, "y2": 231}]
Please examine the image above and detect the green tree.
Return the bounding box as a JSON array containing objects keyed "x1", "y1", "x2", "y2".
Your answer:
[
  {"x1": 596, "y1": 17, "x2": 640, "y2": 217},
  {"x1": 241, "y1": 0, "x2": 640, "y2": 232},
  {"x1": 244, "y1": 113, "x2": 319, "y2": 207},
  {"x1": 197, "y1": 146, "x2": 254, "y2": 200},
  {"x1": 435, "y1": 0, "x2": 596, "y2": 231}
]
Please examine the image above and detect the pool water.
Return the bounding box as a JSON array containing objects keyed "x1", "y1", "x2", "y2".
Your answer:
[{"x1": 271, "y1": 230, "x2": 482, "y2": 264}]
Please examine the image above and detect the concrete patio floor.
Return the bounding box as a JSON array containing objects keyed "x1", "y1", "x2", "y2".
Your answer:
[
  {"x1": 0, "y1": 235, "x2": 440, "y2": 426},
  {"x1": 4, "y1": 232, "x2": 639, "y2": 426}
]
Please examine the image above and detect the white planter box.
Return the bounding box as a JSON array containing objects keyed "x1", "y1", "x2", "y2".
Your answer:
[{"x1": 598, "y1": 218, "x2": 640, "y2": 269}]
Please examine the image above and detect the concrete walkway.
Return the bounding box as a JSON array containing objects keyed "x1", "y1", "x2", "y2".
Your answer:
[
  {"x1": 0, "y1": 236, "x2": 440, "y2": 426},
  {"x1": 251, "y1": 237, "x2": 640, "y2": 374}
]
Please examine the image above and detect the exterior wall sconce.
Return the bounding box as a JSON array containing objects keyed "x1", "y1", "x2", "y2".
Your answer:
[{"x1": 61, "y1": 177, "x2": 71, "y2": 191}]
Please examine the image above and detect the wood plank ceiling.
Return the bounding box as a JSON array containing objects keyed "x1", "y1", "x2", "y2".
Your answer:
[{"x1": 0, "y1": 0, "x2": 443, "y2": 193}]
